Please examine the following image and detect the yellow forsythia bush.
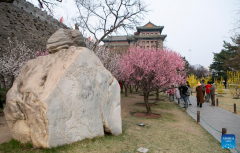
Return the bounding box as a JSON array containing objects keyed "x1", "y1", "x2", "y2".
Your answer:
[{"x1": 227, "y1": 71, "x2": 240, "y2": 99}]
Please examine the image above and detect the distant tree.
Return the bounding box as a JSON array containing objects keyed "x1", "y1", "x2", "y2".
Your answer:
[
  {"x1": 210, "y1": 51, "x2": 227, "y2": 79},
  {"x1": 0, "y1": 38, "x2": 49, "y2": 90},
  {"x1": 181, "y1": 56, "x2": 190, "y2": 73},
  {"x1": 210, "y1": 38, "x2": 239, "y2": 79},
  {"x1": 188, "y1": 64, "x2": 209, "y2": 79},
  {"x1": 118, "y1": 47, "x2": 186, "y2": 115},
  {"x1": 222, "y1": 38, "x2": 240, "y2": 71},
  {"x1": 37, "y1": 0, "x2": 62, "y2": 11},
  {"x1": 74, "y1": 0, "x2": 148, "y2": 50}
]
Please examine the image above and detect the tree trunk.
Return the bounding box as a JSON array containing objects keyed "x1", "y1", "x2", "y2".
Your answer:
[
  {"x1": 0, "y1": 74, "x2": 6, "y2": 91},
  {"x1": 0, "y1": 102, "x2": 3, "y2": 109},
  {"x1": 156, "y1": 89, "x2": 159, "y2": 100},
  {"x1": 224, "y1": 78, "x2": 227, "y2": 89},
  {"x1": 0, "y1": 92, "x2": 3, "y2": 109},
  {"x1": 144, "y1": 92, "x2": 151, "y2": 115},
  {"x1": 135, "y1": 85, "x2": 139, "y2": 92},
  {"x1": 119, "y1": 81, "x2": 123, "y2": 94},
  {"x1": 10, "y1": 74, "x2": 15, "y2": 89},
  {"x1": 124, "y1": 84, "x2": 128, "y2": 97},
  {"x1": 129, "y1": 85, "x2": 132, "y2": 93}
]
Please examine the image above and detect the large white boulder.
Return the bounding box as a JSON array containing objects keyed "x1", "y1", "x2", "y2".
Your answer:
[{"x1": 4, "y1": 46, "x2": 122, "y2": 148}]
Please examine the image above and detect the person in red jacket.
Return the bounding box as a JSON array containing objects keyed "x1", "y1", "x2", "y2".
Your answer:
[{"x1": 205, "y1": 81, "x2": 211, "y2": 103}]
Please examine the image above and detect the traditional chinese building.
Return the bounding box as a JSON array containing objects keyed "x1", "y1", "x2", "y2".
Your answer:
[{"x1": 102, "y1": 22, "x2": 167, "y2": 53}]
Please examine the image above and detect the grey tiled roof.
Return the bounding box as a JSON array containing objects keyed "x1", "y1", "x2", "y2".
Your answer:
[
  {"x1": 103, "y1": 36, "x2": 128, "y2": 42},
  {"x1": 127, "y1": 35, "x2": 167, "y2": 41}
]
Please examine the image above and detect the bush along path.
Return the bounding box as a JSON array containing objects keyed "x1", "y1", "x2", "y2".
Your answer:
[{"x1": 174, "y1": 96, "x2": 240, "y2": 153}]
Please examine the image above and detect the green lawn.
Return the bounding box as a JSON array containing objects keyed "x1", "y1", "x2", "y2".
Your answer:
[{"x1": 0, "y1": 91, "x2": 230, "y2": 153}]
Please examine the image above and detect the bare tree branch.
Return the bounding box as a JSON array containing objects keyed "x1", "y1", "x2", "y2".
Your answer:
[{"x1": 74, "y1": 0, "x2": 148, "y2": 51}]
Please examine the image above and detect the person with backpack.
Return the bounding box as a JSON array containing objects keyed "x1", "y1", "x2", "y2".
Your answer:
[
  {"x1": 181, "y1": 82, "x2": 189, "y2": 108},
  {"x1": 186, "y1": 81, "x2": 192, "y2": 105}
]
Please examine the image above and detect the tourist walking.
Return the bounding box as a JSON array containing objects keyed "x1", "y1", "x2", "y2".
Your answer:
[
  {"x1": 210, "y1": 82, "x2": 216, "y2": 106},
  {"x1": 201, "y1": 79, "x2": 206, "y2": 101},
  {"x1": 196, "y1": 82, "x2": 204, "y2": 108},
  {"x1": 205, "y1": 81, "x2": 211, "y2": 103},
  {"x1": 186, "y1": 81, "x2": 192, "y2": 105},
  {"x1": 179, "y1": 84, "x2": 186, "y2": 102},
  {"x1": 180, "y1": 83, "x2": 189, "y2": 108},
  {"x1": 178, "y1": 85, "x2": 183, "y2": 101}
]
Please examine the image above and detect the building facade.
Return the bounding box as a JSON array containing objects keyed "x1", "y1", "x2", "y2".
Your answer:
[{"x1": 103, "y1": 22, "x2": 167, "y2": 53}]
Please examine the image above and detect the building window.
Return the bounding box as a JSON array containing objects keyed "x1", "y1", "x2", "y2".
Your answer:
[
  {"x1": 146, "y1": 33, "x2": 149, "y2": 35},
  {"x1": 147, "y1": 41, "x2": 149, "y2": 44},
  {"x1": 155, "y1": 33, "x2": 158, "y2": 35},
  {"x1": 151, "y1": 41, "x2": 153, "y2": 44},
  {"x1": 142, "y1": 33, "x2": 145, "y2": 35},
  {"x1": 142, "y1": 41, "x2": 145, "y2": 45}
]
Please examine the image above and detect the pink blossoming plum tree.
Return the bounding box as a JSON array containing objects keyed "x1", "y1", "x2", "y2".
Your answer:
[{"x1": 118, "y1": 47, "x2": 187, "y2": 115}]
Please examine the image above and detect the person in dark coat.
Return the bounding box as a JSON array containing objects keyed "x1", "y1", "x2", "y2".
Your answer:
[
  {"x1": 196, "y1": 82, "x2": 204, "y2": 108},
  {"x1": 180, "y1": 83, "x2": 189, "y2": 108}
]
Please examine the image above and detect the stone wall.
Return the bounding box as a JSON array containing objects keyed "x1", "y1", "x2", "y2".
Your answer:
[
  {"x1": 12, "y1": 0, "x2": 67, "y2": 30},
  {"x1": 0, "y1": 0, "x2": 69, "y2": 51}
]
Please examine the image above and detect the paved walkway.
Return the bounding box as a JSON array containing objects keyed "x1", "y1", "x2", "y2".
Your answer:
[{"x1": 174, "y1": 96, "x2": 240, "y2": 153}]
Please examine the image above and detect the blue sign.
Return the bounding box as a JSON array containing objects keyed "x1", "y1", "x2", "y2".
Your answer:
[{"x1": 221, "y1": 134, "x2": 235, "y2": 149}]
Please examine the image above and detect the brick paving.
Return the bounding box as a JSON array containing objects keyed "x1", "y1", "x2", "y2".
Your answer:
[{"x1": 175, "y1": 96, "x2": 240, "y2": 153}]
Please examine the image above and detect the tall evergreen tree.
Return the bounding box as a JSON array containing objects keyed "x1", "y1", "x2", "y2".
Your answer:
[{"x1": 210, "y1": 38, "x2": 239, "y2": 79}]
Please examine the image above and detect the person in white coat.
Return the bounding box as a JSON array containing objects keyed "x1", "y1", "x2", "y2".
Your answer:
[{"x1": 175, "y1": 87, "x2": 181, "y2": 100}]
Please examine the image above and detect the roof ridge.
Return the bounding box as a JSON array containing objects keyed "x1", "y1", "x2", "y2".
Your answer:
[
  {"x1": 108, "y1": 35, "x2": 128, "y2": 37},
  {"x1": 142, "y1": 21, "x2": 159, "y2": 27}
]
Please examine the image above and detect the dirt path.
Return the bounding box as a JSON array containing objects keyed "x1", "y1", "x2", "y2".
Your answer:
[{"x1": 0, "y1": 115, "x2": 12, "y2": 144}]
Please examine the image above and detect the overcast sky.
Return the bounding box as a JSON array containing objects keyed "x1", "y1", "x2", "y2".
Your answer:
[
  {"x1": 144, "y1": 0, "x2": 239, "y2": 68},
  {"x1": 28, "y1": 0, "x2": 239, "y2": 68}
]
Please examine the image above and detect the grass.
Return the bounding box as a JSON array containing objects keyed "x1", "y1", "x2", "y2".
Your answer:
[
  {"x1": 0, "y1": 91, "x2": 230, "y2": 153},
  {"x1": 216, "y1": 89, "x2": 240, "y2": 116}
]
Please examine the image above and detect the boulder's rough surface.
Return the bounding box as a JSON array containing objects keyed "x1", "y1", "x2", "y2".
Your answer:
[
  {"x1": 46, "y1": 29, "x2": 86, "y2": 54},
  {"x1": 4, "y1": 46, "x2": 121, "y2": 148}
]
